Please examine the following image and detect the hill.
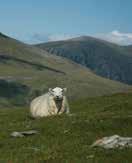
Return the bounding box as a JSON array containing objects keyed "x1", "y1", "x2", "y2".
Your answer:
[
  {"x1": 0, "y1": 92, "x2": 132, "y2": 162},
  {"x1": 36, "y1": 36, "x2": 132, "y2": 85},
  {"x1": 0, "y1": 33, "x2": 131, "y2": 107}
]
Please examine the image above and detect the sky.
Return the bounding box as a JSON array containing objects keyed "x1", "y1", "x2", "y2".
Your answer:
[{"x1": 0, "y1": 0, "x2": 132, "y2": 44}]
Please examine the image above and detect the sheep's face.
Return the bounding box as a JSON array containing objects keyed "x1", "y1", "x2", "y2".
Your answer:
[{"x1": 49, "y1": 87, "x2": 67, "y2": 101}]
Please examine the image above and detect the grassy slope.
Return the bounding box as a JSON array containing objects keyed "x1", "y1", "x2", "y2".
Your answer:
[
  {"x1": 0, "y1": 33, "x2": 131, "y2": 102},
  {"x1": 0, "y1": 93, "x2": 132, "y2": 162},
  {"x1": 36, "y1": 36, "x2": 132, "y2": 85}
]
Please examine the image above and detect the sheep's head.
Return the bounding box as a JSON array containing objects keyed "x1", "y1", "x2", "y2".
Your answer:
[{"x1": 49, "y1": 87, "x2": 67, "y2": 101}]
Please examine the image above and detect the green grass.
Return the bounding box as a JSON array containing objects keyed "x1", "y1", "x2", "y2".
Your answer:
[{"x1": 0, "y1": 93, "x2": 132, "y2": 162}]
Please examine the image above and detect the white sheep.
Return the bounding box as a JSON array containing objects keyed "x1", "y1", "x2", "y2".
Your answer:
[{"x1": 30, "y1": 87, "x2": 70, "y2": 118}]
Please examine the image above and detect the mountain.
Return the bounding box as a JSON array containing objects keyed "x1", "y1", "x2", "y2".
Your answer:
[
  {"x1": 36, "y1": 36, "x2": 132, "y2": 85},
  {"x1": 0, "y1": 33, "x2": 131, "y2": 107}
]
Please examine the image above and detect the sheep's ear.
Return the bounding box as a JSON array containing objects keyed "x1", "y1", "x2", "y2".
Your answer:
[
  {"x1": 63, "y1": 88, "x2": 67, "y2": 92},
  {"x1": 49, "y1": 88, "x2": 52, "y2": 93}
]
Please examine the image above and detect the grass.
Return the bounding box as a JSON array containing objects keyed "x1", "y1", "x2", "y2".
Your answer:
[{"x1": 0, "y1": 93, "x2": 132, "y2": 162}]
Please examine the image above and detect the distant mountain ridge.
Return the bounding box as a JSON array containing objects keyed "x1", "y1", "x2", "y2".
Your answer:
[
  {"x1": 0, "y1": 32, "x2": 131, "y2": 107},
  {"x1": 36, "y1": 36, "x2": 132, "y2": 85}
]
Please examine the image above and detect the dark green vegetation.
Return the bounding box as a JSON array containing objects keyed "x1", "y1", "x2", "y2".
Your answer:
[
  {"x1": 0, "y1": 80, "x2": 30, "y2": 106},
  {"x1": 0, "y1": 93, "x2": 132, "y2": 162},
  {"x1": 37, "y1": 36, "x2": 132, "y2": 85},
  {"x1": 0, "y1": 33, "x2": 131, "y2": 107}
]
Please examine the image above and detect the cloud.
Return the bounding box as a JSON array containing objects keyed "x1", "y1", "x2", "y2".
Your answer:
[
  {"x1": 23, "y1": 30, "x2": 132, "y2": 45},
  {"x1": 96, "y1": 30, "x2": 132, "y2": 45},
  {"x1": 30, "y1": 33, "x2": 79, "y2": 44},
  {"x1": 47, "y1": 34, "x2": 76, "y2": 41}
]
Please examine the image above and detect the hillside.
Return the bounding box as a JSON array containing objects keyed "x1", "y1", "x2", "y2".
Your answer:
[
  {"x1": 0, "y1": 92, "x2": 132, "y2": 162},
  {"x1": 36, "y1": 36, "x2": 132, "y2": 85},
  {"x1": 0, "y1": 33, "x2": 131, "y2": 107}
]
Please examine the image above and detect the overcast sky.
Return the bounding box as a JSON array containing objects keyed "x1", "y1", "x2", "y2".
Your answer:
[{"x1": 0, "y1": 0, "x2": 132, "y2": 44}]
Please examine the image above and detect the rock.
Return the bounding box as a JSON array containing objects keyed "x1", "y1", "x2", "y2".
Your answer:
[
  {"x1": 21, "y1": 130, "x2": 38, "y2": 135},
  {"x1": 11, "y1": 130, "x2": 38, "y2": 138},
  {"x1": 11, "y1": 131, "x2": 24, "y2": 138},
  {"x1": 64, "y1": 129, "x2": 70, "y2": 134},
  {"x1": 86, "y1": 155, "x2": 94, "y2": 159},
  {"x1": 91, "y1": 135, "x2": 132, "y2": 149}
]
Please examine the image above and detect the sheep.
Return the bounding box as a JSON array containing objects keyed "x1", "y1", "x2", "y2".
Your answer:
[{"x1": 30, "y1": 87, "x2": 70, "y2": 118}]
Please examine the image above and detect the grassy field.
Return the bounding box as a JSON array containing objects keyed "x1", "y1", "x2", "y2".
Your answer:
[{"x1": 0, "y1": 92, "x2": 132, "y2": 162}]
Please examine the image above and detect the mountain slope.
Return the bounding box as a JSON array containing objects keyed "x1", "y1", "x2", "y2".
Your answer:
[
  {"x1": 0, "y1": 33, "x2": 131, "y2": 107},
  {"x1": 36, "y1": 36, "x2": 132, "y2": 85}
]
